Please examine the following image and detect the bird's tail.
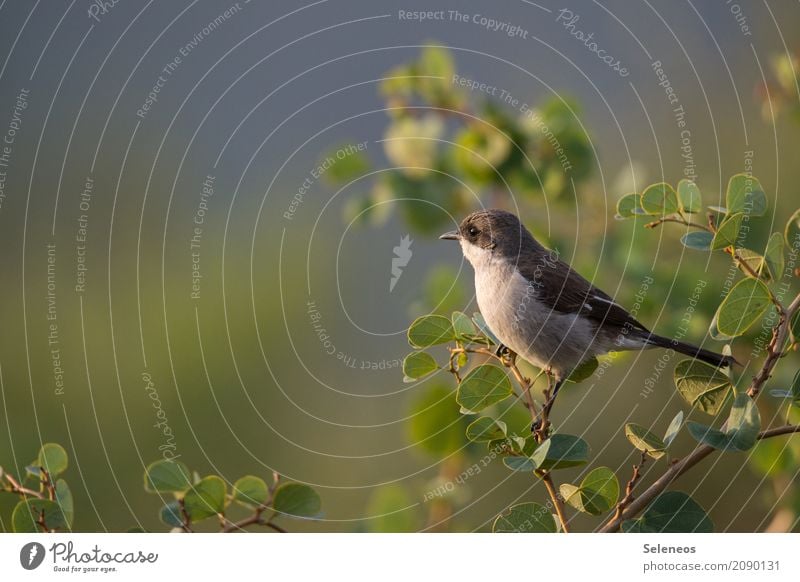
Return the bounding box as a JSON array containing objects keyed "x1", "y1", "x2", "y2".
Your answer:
[{"x1": 644, "y1": 334, "x2": 736, "y2": 368}]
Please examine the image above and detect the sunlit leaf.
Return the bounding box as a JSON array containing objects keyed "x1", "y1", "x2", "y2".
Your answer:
[
  {"x1": 726, "y1": 173, "x2": 766, "y2": 217},
  {"x1": 674, "y1": 359, "x2": 733, "y2": 416},
  {"x1": 640, "y1": 182, "x2": 679, "y2": 215},
  {"x1": 715, "y1": 277, "x2": 772, "y2": 337},
  {"x1": 183, "y1": 475, "x2": 226, "y2": 521},
  {"x1": 465, "y1": 417, "x2": 507, "y2": 442},
  {"x1": 624, "y1": 424, "x2": 666, "y2": 459},
  {"x1": 456, "y1": 365, "x2": 512, "y2": 413},
  {"x1": 403, "y1": 351, "x2": 438, "y2": 381},
  {"x1": 493, "y1": 502, "x2": 557, "y2": 533},
  {"x1": 711, "y1": 212, "x2": 743, "y2": 250},
  {"x1": 677, "y1": 179, "x2": 702, "y2": 213},
  {"x1": 530, "y1": 434, "x2": 590, "y2": 470},
  {"x1": 144, "y1": 459, "x2": 191, "y2": 493},
  {"x1": 408, "y1": 315, "x2": 454, "y2": 348},
  {"x1": 273, "y1": 483, "x2": 322, "y2": 518}
]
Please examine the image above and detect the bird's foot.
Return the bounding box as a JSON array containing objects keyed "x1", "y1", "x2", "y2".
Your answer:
[{"x1": 495, "y1": 344, "x2": 517, "y2": 366}]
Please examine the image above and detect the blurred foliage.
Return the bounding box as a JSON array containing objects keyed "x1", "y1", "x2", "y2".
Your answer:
[{"x1": 399, "y1": 174, "x2": 800, "y2": 532}]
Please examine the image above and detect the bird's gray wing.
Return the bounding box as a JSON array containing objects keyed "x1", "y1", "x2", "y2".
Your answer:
[{"x1": 516, "y1": 253, "x2": 650, "y2": 333}]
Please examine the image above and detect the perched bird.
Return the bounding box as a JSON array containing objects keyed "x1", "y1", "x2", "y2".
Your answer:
[{"x1": 440, "y1": 209, "x2": 733, "y2": 422}]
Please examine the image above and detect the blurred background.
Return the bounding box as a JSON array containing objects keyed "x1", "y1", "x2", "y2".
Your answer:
[{"x1": 0, "y1": 0, "x2": 799, "y2": 532}]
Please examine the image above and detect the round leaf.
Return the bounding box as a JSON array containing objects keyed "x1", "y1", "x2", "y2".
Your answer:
[
  {"x1": 680, "y1": 231, "x2": 713, "y2": 250},
  {"x1": 764, "y1": 232, "x2": 785, "y2": 280},
  {"x1": 407, "y1": 315, "x2": 455, "y2": 348},
  {"x1": 144, "y1": 459, "x2": 192, "y2": 493},
  {"x1": 402, "y1": 351, "x2": 437, "y2": 381},
  {"x1": 465, "y1": 417, "x2": 507, "y2": 442},
  {"x1": 502, "y1": 456, "x2": 537, "y2": 472},
  {"x1": 674, "y1": 359, "x2": 733, "y2": 416},
  {"x1": 640, "y1": 183, "x2": 679, "y2": 215},
  {"x1": 677, "y1": 179, "x2": 702, "y2": 213},
  {"x1": 451, "y1": 311, "x2": 475, "y2": 338},
  {"x1": 687, "y1": 394, "x2": 760, "y2": 451},
  {"x1": 273, "y1": 483, "x2": 322, "y2": 518},
  {"x1": 615, "y1": 193, "x2": 641, "y2": 219},
  {"x1": 233, "y1": 475, "x2": 269, "y2": 507},
  {"x1": 456, "y1": 364, "x2": 512, "y2": 413},
  {"x1": 715, "y1": 277, "x2": 772, "y2": 337},
  {"x1": 159, "y1": 501, "x2": 184, "y2": 528},
  {"x1": 37, "y1": 443, "x2": 68, "y2": 477},
  {"x1": 55, "y1": 479, "x2": 74, "y2": 527},
  {"x1": 726, "y1": 173, "x2": 766, "y2": 217},
  {"x1": 711, "y1": 212, "x2": 743, "y2": 250},
  {"x1": 624, "y1": 424, "x2": 666, "y2": 459},
  {"x1": 530, "y1": 434, "x2": 590, "y2": 470},
  {"x1": 183, "y1": 475, "x2": 226, "y2": 521},
  {"x1": 492, "y1": 502, "x2": 557, "y2": 533},
  {"x1": 12, "y1": 499, "x2": 68, "y2": 532},
  {"x1": 624, "y1": 491, "x2": 712, "y2": 533}
]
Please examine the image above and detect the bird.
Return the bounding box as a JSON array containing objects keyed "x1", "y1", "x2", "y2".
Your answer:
[{"x1": 439, "y1": 208, "x2": 734, "y2": 426}]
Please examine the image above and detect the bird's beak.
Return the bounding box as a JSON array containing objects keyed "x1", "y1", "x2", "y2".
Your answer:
[{"x1": 439, "y1": 230, "x2": 460, "y2": 241}]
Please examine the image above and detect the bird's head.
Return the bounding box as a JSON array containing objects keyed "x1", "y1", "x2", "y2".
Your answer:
[{"x1": 439, "y1": 209, "x2": 538, "y2": 267}]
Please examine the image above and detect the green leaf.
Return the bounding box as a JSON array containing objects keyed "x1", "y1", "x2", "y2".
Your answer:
[
  {"x1": 711, "y1": 212, "x2": 743, "y2": 250},
  {"x1": 492, "y1": 502, "x2": 558, "y2": 533},
  {"x1": 677, "y1": 179, "x2": 702, "y2": 213},
  {"x1": 456, "y1": 364, "x2": 512, "y2": 413},
  {"x1": 144, "y1": 459, "x2": 192, "y2": 493},
  {"x1": 471, "y1": 312, "x2": 499, "y2": 345},
  {"x1": 726, "y1": 173, "x2": 766, "y2": 217},
  {"x1": 663, "y1": 411, "x2": 684, "y2": 447},
  {"x1": 407, "y1": 315, "x2": 454, "y2": 348},
  {"x1": 409, "y1": 385, "x2": 464, "y2": 455},
  {"x1": 183, "y1": 475, "x2": 226, "y2": 521},
  {"x1": 465, "y1": 417, "x2": 507, "y2": 442},
  {"x1": 159, "y1": 501, "x2": 184, "y2": 528},
  {"x1": 561, "y1": 467, "x2": 619, "y2": 515},
  {"x1": 715, "y1": 277, "x2": 772, "y2": 337},
  {"x1": 233, "y1": 475, "x2": 269, "y2": 507},
  {"x1": 680, "y1": 231, "x2": 713, "y2": 250},
  {"x1": 674, "y1": 359, "x2": 733, "y2": 416},
  {"x1": 640, "y1": 183, "x2": 679, "y2": 215},
  {"x1": 37, "y1": 443, "x2": 68, "y2": 477},
  {"x1": 402, "y1": 351, "x2": 438, "y2": 381},
  {"x1": 451, "y1": 311, "x2": 476, "y2": 338},
  {"x1": 624, "y1": 424, "x2": 666, "y2": 459},
  {"x1": 55, "y1": 479, "x2": 74, "y2": 527},
  {"x1": 566, "y1": 357, "x2": 598, "y2": 383},
  {"x1": 623, "y1": 491, "x2": 713, "y2": 533},
  {"x1": 764, "y1": 232, "x2": 785, "y2": 280},
  {"x1": 502, "y1": 456, "x2": 538, "y2": 472},
  {"x1": 687, "y1": 394, "x2": 760, "y2": 451},
  {"x1": 273, "y1": 483, "x2": 322, "y2": 518},
  {"x1": 615, "y1": 193, "x2": 642, "y2": 219},
  {"x1": 12, "y1": 499, "x2": 68, "y2": 532},
  {"x1": 531, "y1": 434, "x2": 590, "y2": 470}
]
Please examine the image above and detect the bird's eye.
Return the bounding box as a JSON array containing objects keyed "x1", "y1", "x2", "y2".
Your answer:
[{"x1": 468, "y1": 226, "x2": 479, "y2": 237}]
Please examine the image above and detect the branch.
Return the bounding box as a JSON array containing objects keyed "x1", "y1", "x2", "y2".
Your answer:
[
  {"x1": 644, "y1": 216, "x2": 708, "y2": 231},
  {"x1": 599, "y1": 424, "x2": 800, "y2": 532},
  {"x1": 747, "y1": 291, "x2": 800, "y2": 398},
  {"x1": 1, "y1": 471, "x2": 45, "y2": 500},
  {"x1": 611, "y1": 451, "x2": 647, "y2": 522}
]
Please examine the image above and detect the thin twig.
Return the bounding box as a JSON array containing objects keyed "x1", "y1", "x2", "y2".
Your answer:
[
  {"x1": 611, "y1": 451, "x2": 647, "y2": 522},
  {"x1": 599, "y1": 425, "x2": 800, "y2": 532}
]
